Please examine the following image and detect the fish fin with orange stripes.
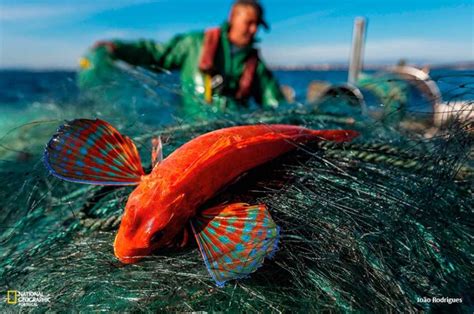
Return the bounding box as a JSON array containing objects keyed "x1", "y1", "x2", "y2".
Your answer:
[
  {"x1": 190, "y1": 202, "x2": 279, "y2": 287},
  {"x1": 44, "y1": 119, "x2": 144, "y2": 185}
]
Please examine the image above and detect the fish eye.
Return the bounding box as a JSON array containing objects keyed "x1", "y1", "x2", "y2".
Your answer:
[{"x1": 150, "y1": 230, "x2": 165, "y2": 244}]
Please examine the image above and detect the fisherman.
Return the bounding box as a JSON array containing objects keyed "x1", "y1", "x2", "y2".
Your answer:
[{"x1": 82, "y1": 0, "x2": 285, "y2": 115}]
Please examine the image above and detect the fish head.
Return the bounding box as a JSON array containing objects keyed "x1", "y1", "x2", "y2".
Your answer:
[{"x1": 113, "y1": 176, "x2": 188, "y2": 264}]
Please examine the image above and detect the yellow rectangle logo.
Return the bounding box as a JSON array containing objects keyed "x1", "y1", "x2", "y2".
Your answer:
[{"x1": 7, "y1": 290, "x2": 17, "y2": 304}]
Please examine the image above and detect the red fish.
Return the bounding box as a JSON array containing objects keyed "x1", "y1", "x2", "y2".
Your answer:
[{"x1": 44, "y1": 119, "x2": 358, "y2": 286}]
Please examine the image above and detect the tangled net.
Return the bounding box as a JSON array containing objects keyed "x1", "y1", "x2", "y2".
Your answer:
[{"x1": 0, "y1": 68, "x2": 472, "y2": 312}]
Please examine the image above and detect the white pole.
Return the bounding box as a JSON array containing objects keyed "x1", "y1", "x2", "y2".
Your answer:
[{"x1": 348, "y1": 17, "x2": 367, "y2": 84}]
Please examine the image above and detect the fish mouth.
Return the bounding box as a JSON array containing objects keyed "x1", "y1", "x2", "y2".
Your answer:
[
  {"x1": 115, "y1": 250, "x2": 149, "y2": 264},
  {"x1": 113, "y1": 237, "x2": 179, "y2": 264},
  {"x1": 114, "y1": 247, "x2": 152, "y2": 264},
  {"x1": 113, "y1": 234, "x2": 153, "y2": 264}
]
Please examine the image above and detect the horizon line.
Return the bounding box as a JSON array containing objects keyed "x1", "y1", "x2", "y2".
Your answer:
[{"x1": 1, "y1": 60, "x2": 473, "y2": 72}]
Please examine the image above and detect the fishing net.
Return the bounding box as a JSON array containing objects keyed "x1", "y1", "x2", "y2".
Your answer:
[{"x1": 0, "y1": 66, "x2": 472, "y2": 312}]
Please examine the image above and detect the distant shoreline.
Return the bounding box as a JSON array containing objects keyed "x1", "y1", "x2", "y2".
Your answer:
[
  {"x1": 1, "y1": 61, "x2": 473, "y2": 72},
  {"x1": 270, "y1": 61, "x2": 474, "y2": 71}
]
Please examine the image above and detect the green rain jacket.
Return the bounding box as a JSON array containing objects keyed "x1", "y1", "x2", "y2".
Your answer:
[{"x1": 89, "y1": 22, "x2": 285, "y2": 115}]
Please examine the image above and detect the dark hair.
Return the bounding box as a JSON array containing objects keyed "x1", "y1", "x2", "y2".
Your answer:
[{"x1": 233, "y1": 0, "x2": 269, "y2": 30}]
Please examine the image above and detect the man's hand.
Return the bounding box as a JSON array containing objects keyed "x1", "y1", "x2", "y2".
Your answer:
[{"x1": 79, "y1": 41, "x2": 117, "y2": 70}]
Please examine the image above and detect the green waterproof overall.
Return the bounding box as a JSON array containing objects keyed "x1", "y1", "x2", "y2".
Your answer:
[{"x1": 79, "y1": 22, "x2": 285, "y2": 117}]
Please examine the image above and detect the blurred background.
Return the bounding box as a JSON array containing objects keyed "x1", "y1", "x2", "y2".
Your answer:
[{"x1": 1, "y1": 0, "x2": 472, "y2": 69}]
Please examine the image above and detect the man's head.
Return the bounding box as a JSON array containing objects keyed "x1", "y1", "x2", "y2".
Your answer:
[{"x1": 228, "y1": 0, "x2": 268, "y2": 47}]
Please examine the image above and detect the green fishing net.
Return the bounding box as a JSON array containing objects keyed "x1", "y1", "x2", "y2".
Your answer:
[{"x1": 0, "y1": 67, "x2": 472, "y2": 312}]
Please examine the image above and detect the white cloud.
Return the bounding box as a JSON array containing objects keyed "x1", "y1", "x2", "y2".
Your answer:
[
  {"x1": 364, "y1": 39, "x2": 474, "y2": 62},
  {"x1": 1, "y1": 32, "x2": 472, "y2": 69},
  {"x1": 0, "y1": 6, "x2": 79, "y2": 21},
  {"x1": 0, "y1": 27, "x2": 186, "y2": 69},
  {"x1": 0, "y1": 36, "x2": 84, "y2": 69},
  {"x1": 0, "y1": 1, "x2": 159, "y2": 21},
  {"x1": 271, "y1": 10, "x2": 335, "y2": 29},
  {"x1": 262, "y1": 38, "x2": 474, "y2": 66}
]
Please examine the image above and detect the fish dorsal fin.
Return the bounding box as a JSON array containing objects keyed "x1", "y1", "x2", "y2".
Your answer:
[
  {"x1": 151, "y1": 136, "x2": 163, "y2": 169},
  {"x1": 44, "y1": 119, "x2": 144, "y2": 185},
  {"x1": 190, "y1": 203, "x2": 279, "y2": 287}
]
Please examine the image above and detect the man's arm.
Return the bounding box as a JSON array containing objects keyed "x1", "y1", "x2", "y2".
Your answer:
[
  {"x1": 251, "y1": 60, "x2": 286, "y2": 109},
  {"x1": 94, "y1": 34, "x2": 192, "y2": 70}
]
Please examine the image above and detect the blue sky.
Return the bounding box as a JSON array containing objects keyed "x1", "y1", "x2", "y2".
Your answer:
[{"x1": 0, "y1": 0, "x2": 472, "y2": 69}]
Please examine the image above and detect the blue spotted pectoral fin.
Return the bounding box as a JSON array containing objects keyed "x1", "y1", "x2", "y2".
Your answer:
[
  {"x1": 190, "y1": 203, "x2": 280, "y2": 287},
  {"x1": 44, "y1": 119, "x2": 144, "y2": 185}
]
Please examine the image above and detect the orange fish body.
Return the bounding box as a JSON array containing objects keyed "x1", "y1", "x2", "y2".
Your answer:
[{"x1": 45, "y1": 120, "x2": 358, "y2": 286}]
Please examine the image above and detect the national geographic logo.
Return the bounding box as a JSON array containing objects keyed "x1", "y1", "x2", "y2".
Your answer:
[
  {"x1": 5, "y1": 290, "x2": 51, "y2": 307},
  {"x1": 6, "y1": 291, "x2": 17, "y2": 304}
]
